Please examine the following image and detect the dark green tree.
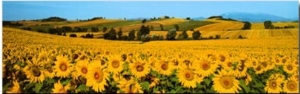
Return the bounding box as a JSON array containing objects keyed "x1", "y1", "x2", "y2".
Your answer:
[
  {"x1": 192, "y1": 30, "x2": 201, "y2": 40},
  {"x1": 181, "y1": 30, "x2": 188, "y2": 39},
  {"x1": 103, "y1": 26, "x2": 108, "y2": 32},
  {"x1": 242, "y1": 21, "x2": 251, "y2": 30},
  {"x1": 174, "y1": 24, "x2": 179, "y2": 31},
  {"x1": 167, "y1": 29, "x2": 177, "y2": 40},
  {"x1": 117, "y1": 28, "x2": 123, "y2": 40},
  {"x1": 264, "y1": 20, "x2": 274, "y2": 29},
  {"x1": 91, "y1": 27, "x2": 99, "y2": 32},
  {"x1": 128, "y1": 30, "x2": 136, "y2": 40}
]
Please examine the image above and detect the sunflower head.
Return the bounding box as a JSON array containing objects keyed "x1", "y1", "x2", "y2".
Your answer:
[
  {"x1": 177, "y1": 68, "x2": 199, "y2": 88},
  {"x1": 52, "y1": 80, "x2": 71, "y2": 93},
  {"x1": 264, "y1": 78, "x2": 282, "y2": 93},
  {"x1": 129, "y1": 58, "x2": 150, "y2": 78},
  {"x1": 283, "y1": 77, "x2": 299, "y2": 93},
  {"x1": 23, "y1": 57, "x2": 45, "y2": 83},
  {"x1": 212, "y1": 70, "x2": 241, "y2": 93},
  {"x1": 86, "y1": 60, "x2": 109, "y2": 92},
  {"x1": 107, "y1": 55, "x2": 124, "y2": 74},
  {"x1": 54, "y1": 55, "x2": 72, "y2": 78}
]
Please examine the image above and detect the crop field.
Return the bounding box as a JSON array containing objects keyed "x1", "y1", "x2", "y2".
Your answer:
[
  {"x1": 3, "y1": 26, "x2": 299, "y2": 93},
  {"x1": 58, "y1": 19, "x2": 121, "y2": 27}
]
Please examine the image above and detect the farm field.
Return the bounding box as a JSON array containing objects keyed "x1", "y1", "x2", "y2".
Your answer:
[{"x1": 3, "y1": 26, "x2": 299, "y2": 93}]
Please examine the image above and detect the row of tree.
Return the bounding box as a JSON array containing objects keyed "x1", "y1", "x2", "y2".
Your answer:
[{"x1": 264, "y1": 21, "x2": 295, "y2": 29}]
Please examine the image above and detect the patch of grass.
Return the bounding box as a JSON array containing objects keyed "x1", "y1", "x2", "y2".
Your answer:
[{"x1": 153, "y1": 20, "x2": 215, "y2": 31}]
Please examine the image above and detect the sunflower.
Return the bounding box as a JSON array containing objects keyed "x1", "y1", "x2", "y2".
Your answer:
[
  {"x1": 254, "y1": 65, "x2": 265, "y2": 75},
  {"x1": 149, "y1": 76, "x2": 160, "y2": 88},
  {"x1": 212, "y1": 70, "x2": 241, "y2": 93},
  {"x1": 283, "y1": 77, "x2": 299, "y2": 93},
  {"x1": 264, "y1": 78, "x2": 282, "y2": 93},
  {"x1": 54, "y1": 55, "x2": 72, "y2": 78},
  {"x1": 234, "y1": 59, "x2": 250, "y2": 78},
  {"x1": 6, "y1": 80, "x2": 21, "y2": 93},
  {"x1": 155, "y1": 60, "x2": 174, "y2": 76},
  {"x1": 75, "y1": 59, "x2": 89, "y2": 78},
  {"x1": 129, "y1": 58, "x2": 150, "y2": 78},
  {"x1": 106, "y1": 55, "x2": 124, "y2": 75},
  {"x1": 43, "y1": 58, "x2": 55, "y2": 79},
  {"x1": 259, "y1": 59, "x2": 275, "y2": 72},
  {"x1": 194, "y1": 58, "x2": 218, "y2": 78},
  {"x1": 220, "y1": 56, "x2": 235, "y2": 71},
  {"x1": 177, "y1": 68, "x2": 199, "y2": 88},
  {"x1": 86, "y1": 60, "x2": 109, "y2": 92},
  {"x1": 245, "y1": 73, "x2": 252, "y2": 85},
  {"x1": 37, "y1": 50, "x2": 49, "y2": 62},
  {"x1": 249, "y1": 58, "x2": 259, "y2": 68},
  {"x1": 117, "y1": 77, "x2": 144, "y2": 93},
  {"x1": 283, "y1": 62, "x2": 297, "y2": 75},
  {"x1": 52, "y1": 80, "x2": 71, "y2": 93},
  {"x1": 23, "y1": 57, "x2": 46, "y2": 83}
]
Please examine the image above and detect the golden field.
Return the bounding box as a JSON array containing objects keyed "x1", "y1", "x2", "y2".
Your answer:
[{"x1": 2, "y1": 25, "x2": 299, "y2": 93}]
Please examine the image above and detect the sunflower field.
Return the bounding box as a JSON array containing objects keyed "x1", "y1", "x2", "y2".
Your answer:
[{"x1": 3, "y1": 27, "x2": 299, "y2": 93}]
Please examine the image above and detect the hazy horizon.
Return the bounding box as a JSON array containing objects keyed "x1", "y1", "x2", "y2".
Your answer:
[{"x1": 3, "y1": 1, "x2": 299, "y2": 21}]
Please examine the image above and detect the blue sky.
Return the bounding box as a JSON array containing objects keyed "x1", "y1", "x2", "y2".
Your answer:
[{"x1": 3, "y1": 1, "x2": 299, "y2": 21}]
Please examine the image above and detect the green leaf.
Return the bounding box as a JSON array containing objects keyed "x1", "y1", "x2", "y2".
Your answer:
[
  {"x1": 253, "y1": 82, "x2": 264, "y2": 88},
  {"x1": 167, "y1": 81, "x2": 174, "y2": 88},
  {"x1": 140, "y1": 81, "x2": 150, "y2": 91},
  {"x1": 170, "y1": 89, "x2": 176, "y2": 93},
  {"x1": 239, "y1": 79, "x2": 250, "y2": 93},
  {"x1": 153, "y1": 87, "x2": 159, "y2": 93},
  {"x1": 46, "y1": 78, "x2": 55, "y2": 85},
  {"x1": 205, "y1": 89, "x2": 215, "y2": 93},
  {"x1": 170, "y1": 77, "x2": 178, "y2": 82},
  {"x1": 34, "y1": 83, "x2": 43, "y2": 93},
  {"x1": 196, "y1": 83, "x2": 204, "y2": 89},
  {"x1": 77, "y1": 84, "x2": 89, "y2": 91},
  {"x1": 250, "y1": 89, "x2": 259, "y2": 93},
  {"x1": 203, "y1": 78, "x2": 211, "y2": 86},
  {"x1": 61, "y1": 79, "x2": 71, "y2": 85}
]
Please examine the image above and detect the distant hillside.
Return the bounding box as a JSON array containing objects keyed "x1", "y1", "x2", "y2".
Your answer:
[{"x1": 221, "y1": 12, "x2": 295, "y2": 22}]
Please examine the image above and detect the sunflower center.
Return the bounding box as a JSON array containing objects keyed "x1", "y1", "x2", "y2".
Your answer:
[
  {"x1": 81, "y1": 67, "x2": 88, "y2": 74},
  {"x1": 282, "y1": 58, "x2": 287, "y2": 63},
  {"x1": 94, "y1": 71, "x2": 104, "y2": 83},
  {"x1": 256, "y1": 66, "x2": 262, "y2": 71},
  {"x1": 184, "y1": 71, "x2": 194, "y2": 81},
  {"x1": 287, "y1": 80, "x2": 297, "y2": 91},
  {"x1": 136, "y1": 65, "x2": 144, "y2": 72},
  {"x1": 220, "y1": 55, "x2": 226, "y2": 62},
  {"x1": 201, "y1": 62, "x2": 210, "y2": 70},
  {"x1": 59, "y1": 63, "x2": 68, "y2": 71},
  {"x1": 269, "y1": 80, "x2": 277, "y2": 89},
  {"x1": 59, "y1": 87, "x2": 66, "y2": 92},
  {"x1": 161, "y1": 63, "x2": 168, "y2": 70},
  {"x1": 287, "y1": 64, "x2": 293, "y2": 71},
  {"x1": 252, "y1": 61, "x2": 257, "y2": 66},
  {"x1": 220, "y1": 76, "x2": 234, "y2": 89},
  {"x1": 227, "y1": 62, "x2": 232, "y2": 67},
  {"x1": 111, "y1": 60, "x2": 120, "y2": 68},
  {"x1": 47, "y1": 67, "x2": 53, "y2": 73},
  {"x1": 261, "y1": 62, "x2": 268, "y2": 68},
  {"x1": 173, "y1": 61, "x2": 179, "y2": 66},
  {"x1": 238, "y1": 63, "x2": 245, "y2": 71},
  {"x1": 32, "y1": 66, "x2": 41, "y2": 77}
]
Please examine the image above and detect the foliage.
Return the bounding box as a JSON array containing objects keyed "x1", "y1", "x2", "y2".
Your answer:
[
  {"x1": 192, "y1": 30, "x2": 201, "y2": 40},
  {"x1": 41, "y1": 16, "x2": 67, "y2": 22},
  {"x1": 167, "y1": 29, "x2": 177, "y2": 40},
  {"x1": 264, "y1": 21, "x2": 274, "y2": 29},
  {"x1": 242, "y1": 21, "x2": 251, "y2": 30}
]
